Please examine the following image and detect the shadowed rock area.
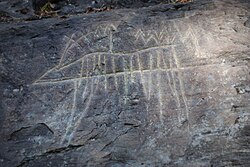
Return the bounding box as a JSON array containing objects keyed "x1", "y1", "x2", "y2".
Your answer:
[{"x1": 0, "y1": 0, "x2": 250, "y2": 166}]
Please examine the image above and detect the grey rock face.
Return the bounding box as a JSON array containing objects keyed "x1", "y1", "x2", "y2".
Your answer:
[{"x1": 0, "y1": 0, "x2": 250, "y2": 166}]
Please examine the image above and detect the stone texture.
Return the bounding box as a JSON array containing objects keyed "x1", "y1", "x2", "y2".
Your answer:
[{"x1": 0, "y1": 0, "x2": 250, "y2": 166}]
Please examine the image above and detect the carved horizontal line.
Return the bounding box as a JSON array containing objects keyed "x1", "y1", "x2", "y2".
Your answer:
[
  {"x1": 33, "y1": 44, "x2": 177, "y2": 84},
  {"x1": 32, "y1": 63, "x2": 231, "y2": 85},
  {"x1": 56, "y1": 44, "x2": 176, "y2": 70}
]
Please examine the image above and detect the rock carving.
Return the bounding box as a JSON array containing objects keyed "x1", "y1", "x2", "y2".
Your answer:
[{"x1": 33, "y1": 23, "x2": 193, "y2": 144}]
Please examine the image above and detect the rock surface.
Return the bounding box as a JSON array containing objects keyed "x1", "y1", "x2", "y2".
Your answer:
[{"x1": 0, "y1": 0, "x2": 250, "y2": 166}]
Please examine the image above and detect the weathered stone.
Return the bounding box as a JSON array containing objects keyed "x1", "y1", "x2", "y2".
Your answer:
[{"x1": 0, "y1": 0, "x2": 250, "y2": 166}]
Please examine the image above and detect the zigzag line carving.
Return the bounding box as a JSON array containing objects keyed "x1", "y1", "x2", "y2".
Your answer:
[{"x1": 134, "y1": 27, "x2": 176, "y2": 46}]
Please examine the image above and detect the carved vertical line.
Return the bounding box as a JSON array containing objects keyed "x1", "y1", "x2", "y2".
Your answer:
[
  {"x1": 82, "y1": 78, "x2": 90, "y2": 101},
  {"x1": 148, "y1": 53, "x2": 153, "y2": 100},
  {"x1": 94, "y1": 54, "x2": 98, "y2": 76},
  {"x1": 137, "y1": 53, "x2": 149, "y2": 116},
  {"x1": 161, "y1": 49, "x2": 182, "y2": 123},
  {"x1": 112, "y1": 56, "x2": 117, "y2": 90},
  {"x1": 137, "y1": 53, "x2": 148, "y2": 99},
  {"x1": 97, "y1": 54, "x2": 101, "y2": 77},
  {"x1": 98, "y1": 54, "x2": 101, "y2": 68},
  {"x1": 156, "y1": 51, "x2": 163, "y2": 123},
  {"x1": 123, "y1": 57, "x2": 128, "y2": 104},
  {"x1": 189, "y1": 25, "x2": 204, "y2": 58},
  {"x1": 169, "y1": 56, "x2": 182, "y2": 123},
  {"x1": 157, "y1": 71, "x2": 163, "y2": 124},
  {"x1": 130, "y1": 55, "x2": 134, "y2": 83},
  {"x1": 172, "y1": 46, "x2": 190, "y2": 132},
  {"x1": 86, "y1": 56, "x2": 89, "y2": 78},
  {"x1": 160, "y1": 49, "x2": 166, "y2": 69},
  {"x1": 138, "y1": 53, "x2": 142, "y2": 71},
  {"x1": 69, "y1": 76, "x2": 100, "y2": 144},
  {"x1": 61, "y1": 80, "x2": 78, "y2": 145},
  {"x1": 92, "y1": 55, "x2": 96, "y2": 77},
  {"x1": 157, "y1": 50, "x2": 160, "y2": 69},
  {"x1": 81, "y1": 58, "x2": 84, "y2": 77},
  {"x1": 104, "y1": 54, "x2": 107, "y2": 91},
  {"x1": 109, "y1": 30, "x2": 113, "y2": 53}
]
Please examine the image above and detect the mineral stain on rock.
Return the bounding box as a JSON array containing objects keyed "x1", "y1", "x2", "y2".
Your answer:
[{"x1": 0, "y1": 0, "x2": 250, "y2": 166}]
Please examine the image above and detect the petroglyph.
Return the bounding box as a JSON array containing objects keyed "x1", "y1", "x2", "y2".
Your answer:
[
  {"x1": 60, "y1": 80, "x2": 78, "y2": 144},
  {"x1": 129, "y1": 55, "x2": 134, "y2": 82},
  {"x1": 169, "y1": 52, "x2": 183, "y2": 123},
  {"x1": 34, "y1": 45, "x2": 173, "y2": 84},
  {"x1": 58, "y1": 70, "x2": 102, "y2": 144},
  {"x1": 171, "y1": 46, "x2": 191, "y2": 134},
  {"x1": 58, "y1": 24, "x2": 117, "y2": 68},
  {"x1": 2, "y1": 1, "x2": 249, "y2": 166},
  {"x1": 32, "y1": 24, "x2": 197, "y2": 145},
  {"x1": 173, "y1": 21, "x2": 206, "y2": 59},
  {"x1": 134, "y1": 26, "x2": 176, "y2": 46}
]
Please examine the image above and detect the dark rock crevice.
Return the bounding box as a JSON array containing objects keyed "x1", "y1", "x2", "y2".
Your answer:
[{"x1": 8, "y1": 123, "x2": 54, "y2": 141}]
